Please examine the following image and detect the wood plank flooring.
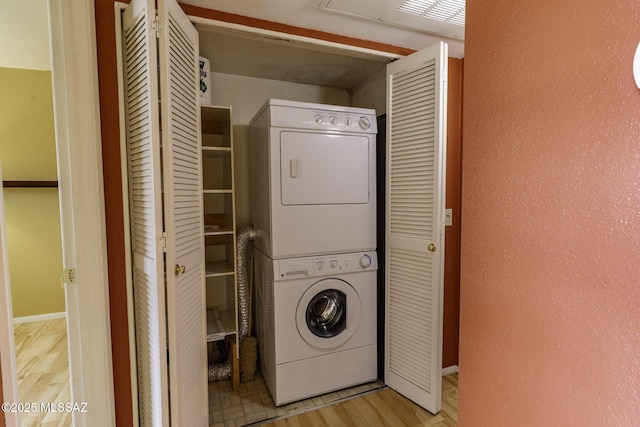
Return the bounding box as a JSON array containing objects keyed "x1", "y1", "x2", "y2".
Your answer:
[
  {"x1": 261, "y1": 373, "x2": 458, "y2": 427},
  {"x1": 13, "y1": 318, "x2": 71, "y2": 427}
]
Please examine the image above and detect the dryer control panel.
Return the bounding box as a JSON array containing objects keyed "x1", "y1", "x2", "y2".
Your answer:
[
  {"x1": 274, "y1": 251, "x2": 378, "y2": 280},
  {"x1": 263, "y1": 99, "x2": 378, "y2": 134}
]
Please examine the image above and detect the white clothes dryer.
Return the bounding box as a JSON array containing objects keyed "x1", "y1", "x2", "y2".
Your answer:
[
  {"x1": 255, "y1": 249, "x2": 378, "y2": 406},
  {"x1": 249, "y1": 99, "x2": 377, "y2": 259}
]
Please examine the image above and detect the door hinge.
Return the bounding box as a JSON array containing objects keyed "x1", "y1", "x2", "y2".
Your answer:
[
  {"x1": 152, "y1": 14, "x2": 162, "y2": 38},
  {"x1": 161, "y1": 232, "x2": 168, "y2": 253},
  {"x1": 62, "y1": 268, "x2": 76, "y2": 285}
]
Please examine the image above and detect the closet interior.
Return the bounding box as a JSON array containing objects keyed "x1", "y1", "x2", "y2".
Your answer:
[{"x1": 195, "y1": 25, "x2": 394, "y2": 425}]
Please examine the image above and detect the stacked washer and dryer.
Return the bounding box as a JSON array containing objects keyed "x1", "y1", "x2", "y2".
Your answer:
[{"x1": 249, "y1": 99, "x2": 378, "y2": 405}]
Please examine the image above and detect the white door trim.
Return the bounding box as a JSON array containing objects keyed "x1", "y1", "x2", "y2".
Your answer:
[
  {"x1": 48, "y1": 0, "x2": 116, "y2": 425},
  {"x1": 0, "y1": 168, "x2": 20, "y2": 427}
]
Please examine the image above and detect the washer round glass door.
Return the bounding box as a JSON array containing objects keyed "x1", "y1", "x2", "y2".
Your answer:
[
  {"x1": 306, "y1": 289, "x2": 346, "y2": 338},
  {"x1": 296, "y1": 278, "x2": 361, "y2": 349}
]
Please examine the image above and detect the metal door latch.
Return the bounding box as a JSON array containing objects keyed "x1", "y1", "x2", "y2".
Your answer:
[{"x1": 62, "y1": 268, "x2": 76, "y2": 284}]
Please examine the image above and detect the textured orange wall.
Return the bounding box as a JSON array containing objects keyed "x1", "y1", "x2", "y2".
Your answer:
[{"x1": 459, "y1": 1, "x2": 640, "y2": 425}]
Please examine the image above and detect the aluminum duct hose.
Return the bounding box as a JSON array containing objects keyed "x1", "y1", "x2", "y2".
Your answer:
[
  {"x1": 236, "y1": 226, "x2": 258, "y2": 339},
  {"x1": 208, "y1": 226, "x2": 257, "y2": 383},
  {"x1": 208, "y1": 360, "x2": 231, "y2": 382}
]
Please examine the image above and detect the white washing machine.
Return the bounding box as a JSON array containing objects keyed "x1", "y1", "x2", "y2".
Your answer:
[
  {"x1": 255, "y1": 249, "x2": 378, "y2": 406},
  {"x1": 249, "y1": 99, "x2": 377, "y2": 259}
]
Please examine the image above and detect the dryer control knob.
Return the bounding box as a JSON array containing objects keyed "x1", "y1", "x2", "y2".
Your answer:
[
  {"x1": 359, "y1": 255, "x2": 372, "y2": 269},
  {"x1": 359, "y1": 117, "x2": 371, "y2": 129},
  {"x1": 316, "y1": 261, "x2": 325, "y2": 270},
  {"x1": 315, "y1": 115, "x2": 323, "y2": 124},
  {"x1": 330, "y1": 260, "x2": 338, "y2": 269},
  {"x1": 329, "y1": 115, "x2": 338, "y2": 125},
  {"x1": 345, "y1": 117, "x2": 352, "y2": 126}
]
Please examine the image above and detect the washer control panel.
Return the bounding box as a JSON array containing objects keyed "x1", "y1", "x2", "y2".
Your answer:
[{"x1": 274, "y1": 251, "x2": 378, "y2": 280}]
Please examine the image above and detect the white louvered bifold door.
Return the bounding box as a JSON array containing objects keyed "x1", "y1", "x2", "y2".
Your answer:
[
  {"x1": 385, "y1": 42, "x2": 448, "y2": 414},
  {"x1": 158, "y1": 0, "x2": 208, "y2": 426},
  {"x1": 122, "y1": 0, "x2": 169, "y2": 425}
]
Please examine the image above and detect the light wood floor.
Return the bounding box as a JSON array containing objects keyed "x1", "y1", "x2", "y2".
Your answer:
[
  {"x1": 13, "y1": 318, "x2": 71, "y2": 427},
  {"x1": 261, "y1": 372, "x2": 458, "y2": 426}
]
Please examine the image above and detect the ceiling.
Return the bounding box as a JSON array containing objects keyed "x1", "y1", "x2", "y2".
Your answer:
[
  {"x1": 184, "y1": 0, "x2": 465, "y2": 90},
  {"x1": 196, "y1": 26, "x2": 392, "y2": 90},
  {"x1": 320, "y1": 0, "x2": 465, "y2": 40}
]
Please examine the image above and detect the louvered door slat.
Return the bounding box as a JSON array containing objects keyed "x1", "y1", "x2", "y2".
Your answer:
[
  {"x1": 389, "y1": 248, "x2": 434, "y2": 389},
  {"x1": 158, "y1": 0, "x2": 208, "y2": 425},
  {"x1": 122, "y1": 0, "x2": 169, "y2": 426},
  {"x1": 385, "y1": 42, "x2": 448, "y2": 414}
]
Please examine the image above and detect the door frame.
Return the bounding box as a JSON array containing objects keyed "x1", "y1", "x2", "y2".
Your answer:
[
  {"x1": 116, "y1": 5, "x2": 450, "y2": 423},
  {"x1": 0, "y1": 168, "x2": 20, "y2": 427},
  {"x1": 48, "y1": 0, "x2": 115, "y2": 425},
  {"x1": 0, "y1": 2, "x2": 115, "y2": 427}
]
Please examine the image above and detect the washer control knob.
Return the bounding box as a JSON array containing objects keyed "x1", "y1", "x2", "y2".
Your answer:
[
  {"x1": 329, "y1": 115, "x2": 338, "y2": 125},
  {"x1": 359, "y1": 117, "x2": 371, "y2": 129},
  {"x1": 359, "y1": 255, "x2": 372, "y2": 269},
  {"x1": 316, "y1": 260, "x2": 325, "y2": 271},
  {"x1": 330, "y1": 260, "x2": 338, "y2": 269},
  {"x1": 345, "y1": 117, "x2": 352, "y2": 126},
  {"x1": 315, "y1": 115, "x2": 323, "y2": 124}
]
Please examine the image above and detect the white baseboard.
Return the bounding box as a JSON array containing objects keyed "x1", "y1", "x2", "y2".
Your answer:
[
  {"x1": 442, "y1": 365, "x2": 459, "y2": 376},
  {"x1": 13, "y1": 311, "x2": 66, "y2": 324}
]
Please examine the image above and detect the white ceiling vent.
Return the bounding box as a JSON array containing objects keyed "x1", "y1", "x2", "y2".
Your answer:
[
  {"x1": 397, "y1": 0, "x2": 465, "y2": 26},
  {"x1": 319, "y1": 0, "x2": 465, "y2": 40}
]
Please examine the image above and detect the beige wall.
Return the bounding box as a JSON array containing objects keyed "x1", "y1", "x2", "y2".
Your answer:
[
  {"x1": 0, "y1": 0, "x2": 50, "y2": 71},
  {"x1": 460, "y1": 0, "x2": 640, "y2": 424},
  {"x1": 0, "y1": 67, "x2": 64, "y2": 318},
  {"x1": 0, "y1": 0, "x2": 56, "y2": 419}
]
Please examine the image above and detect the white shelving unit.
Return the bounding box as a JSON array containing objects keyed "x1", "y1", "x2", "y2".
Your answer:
[{"x1": 201, "y1": 105, "x2": 239, "y2": 387}]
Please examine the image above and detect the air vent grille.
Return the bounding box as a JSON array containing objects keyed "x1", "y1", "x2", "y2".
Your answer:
[{"x1": 398, "y1": 0, "x2": 465, "y2": 26}]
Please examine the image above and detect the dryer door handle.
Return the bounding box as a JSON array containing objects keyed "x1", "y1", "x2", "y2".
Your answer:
[{"x1": 290, "y1": 159, "x2": 302, "y2": 178}]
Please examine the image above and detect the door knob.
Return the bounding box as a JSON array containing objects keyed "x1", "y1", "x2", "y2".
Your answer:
[
  {"x1": 174, "y1": 264, "x2": 186, "y2": 275},
  {"x1": 428, "y1": 243, "x2": 436, "y2": 252}
]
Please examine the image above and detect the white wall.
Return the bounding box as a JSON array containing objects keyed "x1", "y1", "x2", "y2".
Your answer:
[
  {"x1": 209, "y1": 71, "x2": 351, "y2": 124},
  {"x1": 0, "y1": 0, "x2": 51, "y2": 71},
  {"x1": 351, "y1": 69, "x2": 386, "y2": 115}
]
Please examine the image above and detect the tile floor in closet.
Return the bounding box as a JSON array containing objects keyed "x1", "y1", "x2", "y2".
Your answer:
[{"x1": 208, "y1": 370, "x2": 385, "y2": 426}]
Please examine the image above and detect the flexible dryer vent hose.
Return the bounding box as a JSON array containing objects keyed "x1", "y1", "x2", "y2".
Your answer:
[
  {"x1": 208, "y1": 360, "x2": 231, "y2": 382},
  {"x1": 236, "y1": 226, "x2": 258, "y2": 382},
  {"x1": 208, "y1": 226, "x2": 258, "y2": 382},
  {"x1": 236, "y1": 226, "x2": 258, "y2": 340}
]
